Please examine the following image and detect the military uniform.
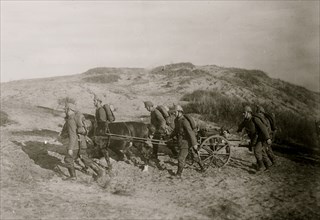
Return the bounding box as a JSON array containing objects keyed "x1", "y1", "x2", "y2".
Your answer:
[
  {"x1": 96, "y1": 106, "x2": 108, "y2": 135},
  {"x1": 237, "y1": 118, "x2": 257, "y2": 151},
  {"x1": 252, "y1": 114, "x2": 272, "y2": 170},
  {"x1": 64, "y1": 111, "x2": 104, "y2": 179},
  {"x1": 256, "y1": 113, "x2": 276, "y2": 165},
  {"x1": 95, "y1": 105, "x2": 115, "y2": 134},
  {"x1": 150, "y1": 108, "x2": 167, "y2": 158},
  {"x1": 171, "y1": 115, "x2": 198, "y2": 176}
]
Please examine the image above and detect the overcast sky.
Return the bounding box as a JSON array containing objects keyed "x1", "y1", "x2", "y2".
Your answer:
[{"x1": 1, "y1": 1, "x2": 319, "y2": 92}]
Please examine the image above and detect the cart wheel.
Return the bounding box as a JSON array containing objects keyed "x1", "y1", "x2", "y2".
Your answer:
[{"x1": 199, "y1": 135, "x2": 231, "y2": 169}]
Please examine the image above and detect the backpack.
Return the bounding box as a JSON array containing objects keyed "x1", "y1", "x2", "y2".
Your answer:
[
  {"x1": 156, "y1": 105, "x2": 169, "y2": 119},
  {"x1": 264, "y1": 112, "x2": 276, "y2": 131},
  {"x1": 74, "y1": 112, "x2": 89, "y2": 135},
  {"x1": 252, "y1": 114, "x2": 270, "y2": 129},
  {"x1": 103, "y1": 104, "x2": 115, "y2": 122},
  {"x1": 83, "y1": 119, "x2": 92, "y2": 134},
  {"x1": 184, "y1": 114, "x2": 197, "y2": 131}
]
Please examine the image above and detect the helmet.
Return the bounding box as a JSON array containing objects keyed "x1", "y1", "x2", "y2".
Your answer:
[
  {"x1": 64, "y1": 102, "x2": 77, "y2": 111},
  {"x1": 256, "y1": 105, "x2": 265, "y2": 113},
  {"x1": 93, "y1": 94, "x2": 102, "y2": 103},
  {"x1": 144, "y1": 101, "x2": 154, "y2": 108},
  {"x1": 173, "y1": 105, "x2": 183, "y2": 112},
  {"x1": 244, "y1": 106, "x2": 252, "y2": 113}
]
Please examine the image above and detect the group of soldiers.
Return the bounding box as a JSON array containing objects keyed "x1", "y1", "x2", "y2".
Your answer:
[
  {"x1": 62, "y1": 95, "x2": 205, "y2": 180},
  {"x1": 143, "y1": 101, "x2": 204, "y2": 177},
  {"x1": 237, "y1": 105, "x2": 277, "y2": 173},
  {"x1": 62, "y1": 94, "x2": 277, "y2": 181},
  {"x1": 62, "y1": 101, "x2": 105, "y2": 181}
]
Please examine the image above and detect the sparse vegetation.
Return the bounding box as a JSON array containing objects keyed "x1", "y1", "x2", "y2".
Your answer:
[
  {"x1": 83, "y1": 74, "x2": 120, "y2": 84},
  {"x1": 152, "y1": 67, "x2": 210, "y2": 78},
  {"x1": 273, "y1": 110, "x2": 319, "y2": 148},
  {"x1": 83, "y1": 67, "x2": 144, "y2": 75},
  {"x1": 182, "y1": 89, "x2": 319, "y2": 149},
  {"x1": 182, "y1": 90, "x2": 245, "y2": 128},
  {"x1": 0, "y1": 110, "x2": 14, "y2": 127}
]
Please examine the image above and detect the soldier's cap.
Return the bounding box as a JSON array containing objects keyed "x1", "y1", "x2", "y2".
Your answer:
[
  {"x1": 244, "y1": 105, "x2": 252, "y2": 113},
  {"x1": 256, "y1": 105, "x2": 265, "y2": 113},
  {"x1": 64, "y1": 102, "x2": 77, "y2": 111},
  {"x1": 144, "y1": 101, "x2": 154, "y2": 108},
  {"x1": 93, "y1": 94, "x2": 102, "y2": 102},
  {"x1": 173, "y1": 104, "x2": 183, "y2": 112}
]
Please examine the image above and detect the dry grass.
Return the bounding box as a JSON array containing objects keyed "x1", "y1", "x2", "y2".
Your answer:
[
  {"x1": 182, "y1": 90, "x2": 245, "y2": 128},
  {"x1": 182, "y1": 89, "x2": 319, "y2": 149},
  {"x1": 83, "y1": 74, "x2": 120, "y2": 84}
]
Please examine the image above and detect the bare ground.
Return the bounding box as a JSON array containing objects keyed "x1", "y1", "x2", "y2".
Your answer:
[{"x1": 1, "y1": 123, "x2": 320, "y2": 220}]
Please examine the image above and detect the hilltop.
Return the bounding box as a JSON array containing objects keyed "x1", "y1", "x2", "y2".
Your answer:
[{"x1": 2, "y1": 62, "x2": 319, "y2": 120}]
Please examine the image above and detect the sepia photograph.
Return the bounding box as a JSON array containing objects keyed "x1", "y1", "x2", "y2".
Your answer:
[{"x1": 1, "y1": 1, "x2": 319, "y2": 219}]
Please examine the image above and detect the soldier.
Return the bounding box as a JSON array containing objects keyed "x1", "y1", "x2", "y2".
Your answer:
[
  {"x1": 63, "y1": 102, "x2": 105, "y2": 180},
  {"x1": 94, "y1": 95, "x2": 115, "y2": 134},
  {"x1": 255, "y1": 105, "x2": 277, "y2": 166},
  {"x1": 144, "y1": 101, "x2": 168, "y2": 160},
  {"x1": 237, "y1": 111, "x2": 257, "y2": 152},
  {"x1": 170, "y1": 105, "x2": 204, "y2": 177},
  {"x1": 242, "y1": 106, "x2": 272, "y2": 173}
]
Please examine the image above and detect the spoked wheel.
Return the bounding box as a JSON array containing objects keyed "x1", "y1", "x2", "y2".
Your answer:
[{"x1": 199, "y1": 135, "x2": 231, "y2": 169}]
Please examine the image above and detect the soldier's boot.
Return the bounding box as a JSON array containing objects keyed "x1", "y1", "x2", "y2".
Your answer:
[
  {"x1": 198, "y1": 161, "x2": 205, "y2": 172},
  {"x1": 255, "y1": 160, "x2": 265, "y2": 174},
  {"x1": 90, "y1": 163, "x2": 105, "y2": 178},
  {"x1": 64, "y1": 167, "x2": 77, "y2": 181},
  {"x1": 80, "y1": 166, "x2": 90, "y2": 175},
  {"x1": 176, "y1": 166, "x2": 183, "y2": 178}
]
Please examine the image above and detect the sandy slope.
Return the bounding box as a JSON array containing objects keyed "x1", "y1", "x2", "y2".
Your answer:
[
  {"x1": 1, "y1": 69, "x2": 320, "y2": 219},
  {"x1": 1, "y1": 124, "x2": 319, "y2": 220}
]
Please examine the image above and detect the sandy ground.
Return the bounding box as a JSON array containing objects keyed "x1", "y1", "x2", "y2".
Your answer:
[
  {"x1": 1, "y1": 70, "x2": 320, "y2": 219},
  {"x1": 1, "y1": 115, "x2": 320, "y2": 220}
]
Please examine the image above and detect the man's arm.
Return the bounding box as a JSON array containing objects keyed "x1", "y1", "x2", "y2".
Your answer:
[
  {"x1": 237, "y1": 120, "x2": 246, "y2": 133},
  {"x1": 183, "y1": 119, "x2": 197, "y2": 146},
  {"x1": 154, "y1": 109, "x2": 167, "y2": 130},
  {"x1": 169, "y1": 119, "x2": 178, "y2": 139}
]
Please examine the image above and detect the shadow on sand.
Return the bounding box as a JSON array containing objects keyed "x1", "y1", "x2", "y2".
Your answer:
[{"x1": 13, "y1": 140, "x2": 69, "y2": 176}]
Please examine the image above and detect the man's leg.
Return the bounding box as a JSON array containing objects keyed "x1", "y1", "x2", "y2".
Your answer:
[
  {"x1": 152, "y1": 132, "x2": 162, "y2": 159},
  {"x1": 176, "y1": 140, "x2": 189, "y2": 177},
  {"x1": 266, "y1": 144, "x2": 277, "y2": 165},
  {"x1": 64, "y1": 149, "x2": 78, "y2": 180},
  {"x1": 80, "y1": 148, "x2": 105, "y2": 178},
  {"x1": 262, "y1": 143, "x2": 272, "y2": 169},
  {"x1": 253, "y1": 141, "x2": 265, "y2": 171}
]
